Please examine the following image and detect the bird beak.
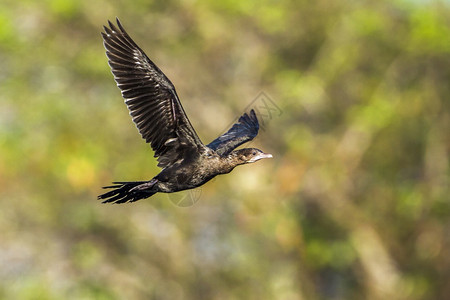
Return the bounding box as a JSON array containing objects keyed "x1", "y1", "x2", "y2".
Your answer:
[{"x1": 248, "y1": 152, "x2": 273, "y2": 163}]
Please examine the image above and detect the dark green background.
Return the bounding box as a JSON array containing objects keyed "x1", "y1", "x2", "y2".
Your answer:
[{"x1": 1, "y1": 0, "x2": 449, "y2": 299}]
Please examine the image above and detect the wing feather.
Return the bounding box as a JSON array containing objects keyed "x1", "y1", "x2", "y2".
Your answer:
[
  {"x1": 102, "y1": 18, "x2": 205, "y2": 168},
  {"x1": 207, "y1": 109, "x2": 260, "y2": 156}
]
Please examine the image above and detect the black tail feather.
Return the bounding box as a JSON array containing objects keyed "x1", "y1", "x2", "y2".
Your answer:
[{"x1": 98, "y1": 180, "x2": 157, "y2": 204}]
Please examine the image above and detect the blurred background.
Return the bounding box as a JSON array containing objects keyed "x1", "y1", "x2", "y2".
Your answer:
[{"x1": 1, "y1": 0, "x2": 449, "y2": 299}]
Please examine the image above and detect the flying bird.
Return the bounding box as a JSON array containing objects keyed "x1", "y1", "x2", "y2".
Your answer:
[{"x1": 98, "y1": 18, "x2": 272, "y2": 204}]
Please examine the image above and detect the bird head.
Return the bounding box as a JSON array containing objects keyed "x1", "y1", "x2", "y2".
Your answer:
[{"x1": 233, "y1": 148, "x2": 273, "y2": 164}]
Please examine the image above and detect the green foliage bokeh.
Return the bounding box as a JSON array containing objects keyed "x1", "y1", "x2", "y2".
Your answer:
[{"x1": 0, "y1": 0, "x2": 449, "y2": 299}]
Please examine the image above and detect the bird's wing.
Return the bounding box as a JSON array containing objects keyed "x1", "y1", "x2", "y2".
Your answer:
[
  {"x1": 102, "y1": 18, "x2": 205, "y2": 168},
  {"x1": 207, "y1": 109, "x2": 259, "y2": 156}
]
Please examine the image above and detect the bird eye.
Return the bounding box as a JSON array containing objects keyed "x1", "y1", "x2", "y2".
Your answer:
[{"x1": 252, "y1": 151, "x2": 256, "y2": 155}]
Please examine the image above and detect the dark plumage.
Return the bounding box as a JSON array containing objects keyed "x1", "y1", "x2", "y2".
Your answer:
[{"x1": 98, "y1": 18, "x2": 272, "y2": 204}]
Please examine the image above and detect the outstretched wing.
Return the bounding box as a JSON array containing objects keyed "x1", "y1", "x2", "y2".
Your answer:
[
  {"x1": 102, "y1": 18, "x2": 205, "y2": 168},
  {"x1": 207, "y1": 109, "x2": 259, "y2": 156}
]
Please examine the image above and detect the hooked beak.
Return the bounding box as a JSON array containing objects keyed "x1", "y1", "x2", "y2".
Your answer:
[{"x1": 248, "y1": 152, "x2": 273, "y2": 163}]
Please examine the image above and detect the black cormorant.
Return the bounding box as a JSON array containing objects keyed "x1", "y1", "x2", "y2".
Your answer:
[{"x1": 98, "y1": 19, "x2": 272, "y2": 204}]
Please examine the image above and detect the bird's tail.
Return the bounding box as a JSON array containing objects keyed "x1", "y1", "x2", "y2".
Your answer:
[{"x1": 98, "y1": 180, "x2": 157, "y2": 204}]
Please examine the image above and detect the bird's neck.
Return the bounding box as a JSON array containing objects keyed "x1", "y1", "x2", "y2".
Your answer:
[{"x1": 222, "y1": 151, "x2": 245, "y2": 172}]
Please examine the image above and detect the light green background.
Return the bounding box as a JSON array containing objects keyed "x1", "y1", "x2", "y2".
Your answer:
[{"x1": 0, "y1": 0, "x2": 449, "y2": 299}]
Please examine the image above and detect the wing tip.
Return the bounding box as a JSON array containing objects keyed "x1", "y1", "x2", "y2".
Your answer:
[
  {"x1": 239, "y1": 109, "x2": 259, "y2": 130},
  {"x1": 249, "y1": 108, "x2": 256, "y2": 119},
  {"x1": 115, "y1": 17, "x2": 125, "y2": 32},
  {"x1": 103, "y1": 17, "x2": 124, "y2": 35}
]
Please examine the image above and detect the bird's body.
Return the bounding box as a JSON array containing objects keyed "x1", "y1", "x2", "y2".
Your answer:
[{"x1": 98, "y1": 19, "x2": 272, "y2": 204}]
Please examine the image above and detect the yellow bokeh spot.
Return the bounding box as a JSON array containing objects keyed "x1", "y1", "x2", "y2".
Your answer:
[{"x1": 66, "y1": 157, "x2": 95, "y2": 189}]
